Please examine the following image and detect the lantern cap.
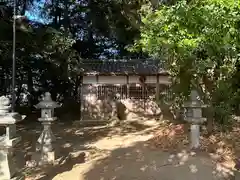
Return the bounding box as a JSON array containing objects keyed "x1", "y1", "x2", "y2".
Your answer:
[
  {"x1": 35, "y1": 92, "x2": 60, "y2": 109},
  {"x1": 0, "y1": 96, "x2": 11, "y2": 115}
]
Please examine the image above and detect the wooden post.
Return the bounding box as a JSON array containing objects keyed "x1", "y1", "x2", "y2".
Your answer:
[
  {"x1": 80, "y1": 75, "x2": 83, "y2": 121},
  {"x1": 96, "y1": 75, "x2": 99, "y2": 99},
  {"x1": 139, "y1": 76, "x2": 146, "y2": 110},
  {"x1": 127, "y1": 75, "x2": 129, "y2": 99},
  {"x1": 156, "y1": 74, "x2": 160, "y2": 101}
]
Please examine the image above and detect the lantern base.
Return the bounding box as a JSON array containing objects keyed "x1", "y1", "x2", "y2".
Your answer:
[
  {"x1": 0, "y1": 136, "x2": 21, "y2": 147},
  {"x1": 190, "y1": 124, "x2": 200, "y2": 149},
  {"x1": 38, "y1": 151, "x2": 55, "y2": 165},
  {"x1": 29, "y1": 150, "x2": 56, "y2": 166},
  {"x1": 0, "y1": 148, "x2": 24, "y2": 180},
  {"x1": 37, "y1": 121, "x2": 56, "y2": 148}
]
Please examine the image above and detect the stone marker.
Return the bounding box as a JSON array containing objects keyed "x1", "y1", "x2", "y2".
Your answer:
[
  {"x1": 35, "y1": 92, "x2": 60, "y2": 165},
  {"x1": 0, "y1": 96, "x2": 25, "y2": 180},
  {"x1": 183, "y1": 90, "x2": 207, "y2": 149}
]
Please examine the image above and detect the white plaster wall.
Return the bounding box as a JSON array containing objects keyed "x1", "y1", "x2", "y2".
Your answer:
[
  {"x1": 129, "y1": 76, "x2": 140, "y2": 84},
  {"x1": 98, "y1": 76, "x2": 127, "y2": 84},
  {"x1": 146, "y1": 76, "x2": 157, "y2": 83},
  {"x1": 159, "y1": 76, "x2": 171, "y2": 84},
  {"x1": 129, "y1": 75, "x2": 170, "y2": 84},
  {"x1": 82, "y1": 75, "x2": 171, "y2": 84},
  {"x1": 83, "y1": 76, "x2": 97, "y2": 84}
]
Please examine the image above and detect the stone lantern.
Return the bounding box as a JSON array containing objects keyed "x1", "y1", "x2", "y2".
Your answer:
[
  {"x1": 183, "y1": 90, "x2": 207, "y2": 149},
  {"x1": 0, "y1": 96, "x2": 25, "y2": 180},
  {"x1": 35, "y1": 92, "x2": 60, "y2": 164}
]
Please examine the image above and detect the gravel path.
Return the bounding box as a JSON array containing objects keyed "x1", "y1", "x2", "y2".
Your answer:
[{"x1": 22, "y1": 120, "x2": 234, "y2": 180}]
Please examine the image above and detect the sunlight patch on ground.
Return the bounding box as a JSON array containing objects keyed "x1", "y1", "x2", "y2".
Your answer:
[{"x1": 85, "y1": 133, "x2": 154, "y2": 151}]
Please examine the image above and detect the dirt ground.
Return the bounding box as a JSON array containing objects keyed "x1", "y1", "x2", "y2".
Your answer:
[{"x1": 17, "y1": 119, "x2": 237, "y2": 180}]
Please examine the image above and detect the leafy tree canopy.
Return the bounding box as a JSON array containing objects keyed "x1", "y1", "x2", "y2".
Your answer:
[{"x1": 133, "y1": 0, "x2": 240, "y2": 125}]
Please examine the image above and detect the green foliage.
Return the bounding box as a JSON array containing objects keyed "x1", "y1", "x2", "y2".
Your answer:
[
  {"x1": 0, "y1": 16, "x2": 77, "y2": 101},
  {"x1": 133, "y1": 0, "x2": 240, "y2": 124},
  {"x1": 0, "y1": 0, "x2": 147, "y2": 110}
]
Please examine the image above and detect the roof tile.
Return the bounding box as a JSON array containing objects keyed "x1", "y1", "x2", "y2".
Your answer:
[{"x1": 81, "y1": 59, "x2": 166, "y2": 75}]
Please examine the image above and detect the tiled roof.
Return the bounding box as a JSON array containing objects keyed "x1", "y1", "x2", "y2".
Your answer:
[{"x1": 80, "y1": 59, "x2": 167, "y2": 75}]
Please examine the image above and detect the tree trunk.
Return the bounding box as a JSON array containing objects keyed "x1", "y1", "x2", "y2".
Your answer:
[
  {"x1": 74, "y1": 76, "x2": 80, "y2": 99},
  {"x1": 63, "y1": 0, "x2": 69, "y2": 36},
  {"x1": 202, "y1": 75, "x2": 215, "y2": 134},
  {"x1": 20, "y1": 0, "x2": 27, "y2": 15},
  {"x1": 53, "y1": 0, "x2": 60, "y2": 28},
  {"x1": 27, "y1": 68, "x2": 34, "y2": 108},
  {"x1": 192, "y1": 76, "x2": 214, "y2": 134}
]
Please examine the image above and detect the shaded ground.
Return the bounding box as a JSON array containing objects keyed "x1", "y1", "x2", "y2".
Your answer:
[
  {"x1": 83, "y1": 143, "x2": 231, "y2": 180},
  {"x1": 17, "y1": 118, "x2": 238, "y2": 180}
]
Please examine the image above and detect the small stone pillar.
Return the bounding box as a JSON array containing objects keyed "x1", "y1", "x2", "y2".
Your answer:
[
  {"x1": 35, "y1": 92, "x2": 60, "y2": 165},
  {"x1": 0, "y1": 96, "x2": 25, "y2": 180},
  {"x1": 183, "y1": 90, "x2": 207, "y2": 149}
]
